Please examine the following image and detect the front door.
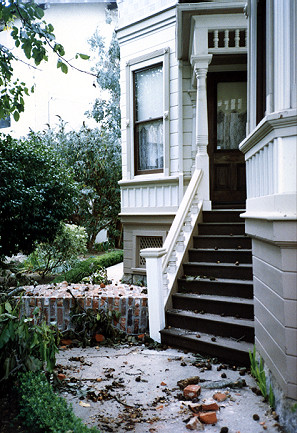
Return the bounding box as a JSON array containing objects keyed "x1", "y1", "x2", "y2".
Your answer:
[{"x1": 208, "y1": 72, "x2": 247, "y2": 207}]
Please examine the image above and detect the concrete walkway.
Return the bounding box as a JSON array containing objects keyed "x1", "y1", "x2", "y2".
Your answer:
[
  {"x1": 107, "y1": 262, "x2": 124, "y2": 284},
  {"x1": 56, "y1": 345, "x2": 282, "y2": 433}
]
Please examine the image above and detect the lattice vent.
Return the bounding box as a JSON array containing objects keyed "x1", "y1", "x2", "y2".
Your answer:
[{"x1": 138, "y1": 236, "x2": 163, "y2": 267}]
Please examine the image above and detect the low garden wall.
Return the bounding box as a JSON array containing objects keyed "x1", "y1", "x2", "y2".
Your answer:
[{"x1": 20, "y1": 281, "x2": 148, "y2": 335}]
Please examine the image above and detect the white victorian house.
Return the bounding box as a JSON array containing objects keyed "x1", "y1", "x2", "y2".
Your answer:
[{"x1": 117, "y1": 0, "x2": 296, "y2": 430}]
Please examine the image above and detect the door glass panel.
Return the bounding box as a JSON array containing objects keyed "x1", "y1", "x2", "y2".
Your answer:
[{"x1": 217, "y1": 81, "x2": 247, "y2": 150}]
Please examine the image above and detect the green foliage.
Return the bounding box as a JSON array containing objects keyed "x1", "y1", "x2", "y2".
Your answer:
[
  {"x1": 0, "y1": 1, "x2": 67, "y2": 120},
  {"x1": 23, "y1": 223, "x2": 87, "y2": 277},
  {"x1": 0, "y1": 133, "x2": 78, "y2": 259},
  {"x1": 88, "y1": 30, "x2": 120, "y2": 134},
  {"x1": 249, "y1": 345, "x2": 275, "y2": 409},
  {"x1": 35, "y1": 121, "x2": 121, "y2": 250},
  {"x1": 81, "y1": 266, "x2": 107, "y2": 285},
  {"x1": 0, "y1": 297, "x2": 59, "y2": 382},
  {"x1": 69, "y1": 297, "x2": 122, "y2": 346},
  {"x1": 18, "y1": 371, "x2": 100, "y2": 432},
  {"x1": 53, "y1": 250, "x2": 123, "y2": 283}
]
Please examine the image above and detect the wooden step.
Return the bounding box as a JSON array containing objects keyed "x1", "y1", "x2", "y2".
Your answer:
[
  {"x1": 172, "y1": 293, "x2": 254, "y2": 319},
  {"x1": 166, "y1": 309, "x2": 254, "y2": 343},
  {"x1": 193, "y1": 235, "x2": 252, "y2": 249},
  {"x1": 160, "y1": 327, "x2": 253, "y2": 365},
  {"x1": 178, "y1": 277, "x2": 253, "y2": 299},
  {"x1": 202, "y1": 210, "x2": 244, "y2": 223},
  {"x1": 199, "y1": 222, "x2": 245, "y2": 235},
  {"x1": 188, "y1": 248, "x2": 252, "y2": 264},
  {"x1": 183, "y1": 261, "x2": 253, "y2": 280}
]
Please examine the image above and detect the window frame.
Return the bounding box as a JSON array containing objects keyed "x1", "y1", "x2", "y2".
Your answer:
[
  {"x1": 133, "y1": 63, "x2": 164, "y2": 175},
  {"x1": 126, "y1": 48, "x2": 170, "y2": 179}
]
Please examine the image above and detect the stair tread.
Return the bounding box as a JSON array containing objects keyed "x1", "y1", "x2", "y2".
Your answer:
[
  {"x1": 203, "y1": 209, "x2": 245, "y2": 212},
  {"x1": 167, "y1": 309, "x2": 254, "y2": 327},
  {"x1": 173, "y1": 293, "x2": 254, "y2": 305},
  {"x1": 189, "y1": 248, "x2": 251, "y2": 252},
  {"x1": 201, "y1": 222, "x2": 244, "y2": 225},
  {"x1": 186, "y1": 261, "x2": 252, "y2": 268},
  {"x1": 180, "y1": 276, "x2": 253, "y2": 284},
  {"x1": 161, "y1": 327, "x2": 253, "y2": 352},
  {"x1": 195, "y1": 234, "x2": 248, "y2": 238}
]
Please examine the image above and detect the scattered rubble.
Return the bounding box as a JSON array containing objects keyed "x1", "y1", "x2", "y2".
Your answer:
[{"x1": 54, "y1": 345, "x2": 284, "y2": 432}]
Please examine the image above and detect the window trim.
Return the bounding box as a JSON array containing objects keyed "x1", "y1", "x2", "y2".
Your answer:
[{"x1": 125, "y1": 47, "x2": 170, "y2": 179}]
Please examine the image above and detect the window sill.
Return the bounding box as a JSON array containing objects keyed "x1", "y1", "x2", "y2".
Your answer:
[{"x1": 119, "y1": 174, "x2": 179, "y2": 187}]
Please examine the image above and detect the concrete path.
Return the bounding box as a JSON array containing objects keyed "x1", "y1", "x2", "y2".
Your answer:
[
  {"x1": 56, "y1": 345, "x2": 282, "y2": 433},
  {"x1": 107, "y1": 262, "x2": 123, "y2": 284}
]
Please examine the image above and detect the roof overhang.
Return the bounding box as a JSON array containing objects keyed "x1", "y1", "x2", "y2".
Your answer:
[{"x1": 176, "y1": 1, "x2": 247, "y2": 61}]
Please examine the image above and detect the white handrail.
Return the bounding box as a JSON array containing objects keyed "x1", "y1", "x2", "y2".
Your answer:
[{"x1": 162, "y1": 168, "x2": 202, "y2": 272}]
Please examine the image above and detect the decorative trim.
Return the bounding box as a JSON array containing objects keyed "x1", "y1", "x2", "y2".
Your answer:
[
  {"x1": 126, "y1": 47, "x2": 170, "y2": 67},
  {"x1": 240, "y1": 109, "x2": 297, "y2": 154}
]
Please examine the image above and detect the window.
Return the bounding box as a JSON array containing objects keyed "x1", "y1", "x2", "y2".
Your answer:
[{"x1": 134, "y1": 65, "x2": 163, "y2": 174}]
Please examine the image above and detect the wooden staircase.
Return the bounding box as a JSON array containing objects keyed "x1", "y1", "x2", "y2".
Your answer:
[{"x1": 160, "y1": 209, "x2": 254, "y2": 365}]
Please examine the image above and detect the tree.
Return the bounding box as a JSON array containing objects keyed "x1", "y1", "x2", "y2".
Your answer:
[
  {"x1": 0, "y1": 133, "x2": 78, "y2": 259},
  {"x1": 0, "y1": 0, "x2": 90, "y2": 122},
  {"x1": 38, "y1": 121, "x2": 121, "y2": 250}
]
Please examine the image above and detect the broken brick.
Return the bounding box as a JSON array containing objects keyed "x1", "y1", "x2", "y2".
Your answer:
[
  {"x1": 186, "y1": 416, "x2": 204, "y2": 430},
  {"x1": 201, "y1": 402, "x2": 220, "y2": 412},
  {"x1": 213, "y1": 392, "x2": 228, "y2": 402},
  {"x1": 199, "y1": 411, "x2": 218, "y2": 424},
  {"x1": 183, "y1": 385, "x2": 201, "y2": 399},
  {"x1": 94, "y1": 334, "x2": 105, "y2": 342}
]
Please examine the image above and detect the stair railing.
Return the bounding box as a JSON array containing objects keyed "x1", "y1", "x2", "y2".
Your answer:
[{"x1": 140, "y1": 168, "x2": 203, "y2": 342}]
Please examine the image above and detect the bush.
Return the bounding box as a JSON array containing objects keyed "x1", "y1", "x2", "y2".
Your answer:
[
  {"x1": 53, "y1": 250, "x2": 123, "y2": 283},
  {"x1": 0, "y1": 296, "x2": 59, "y2": 382},
  {"x1": 0, "y1": 133, "x2": 78, "y2": 259},
  {"x1": 18, "y1": 371, "x2": 100, "y2": 433},
  {"x1": 22, "y1": 223, "x2": 87, "y2": 277}
]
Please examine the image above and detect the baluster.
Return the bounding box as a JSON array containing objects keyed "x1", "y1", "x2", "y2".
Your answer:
[
  {"x1": 163, "y1": 272, "x2": 168, "y2": 293},
  {"x1": 176, "y1": 232, "x2": 185, "y2": 252},
  {"x1": 224, "y1": 29, "x2": 229, "y2": 48},
  {"x1": 184, "y1": 215, "x2": 192, "y2": 232},
  {"x1": 245, "y1": 29, "x2": 248, "y2": 48},
  {"x1": 167, "y1": 251, "x2": 177, "y2": 273},
  {"x1": 235, "y1": 29, "x2": 240, "y2": 48},
  {"x1": 214, "y1": 30, "x2": 219, "y2": 48}
]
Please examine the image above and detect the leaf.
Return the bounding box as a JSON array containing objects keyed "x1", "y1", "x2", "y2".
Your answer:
[
  {"x1": 5, "y1": 302, "x2": 12, "y2": 313},
  {"x1": 76, "y1": 53, "x2": 90, "y2": 60},
  {"x1": 13, "y1": 110, "x2": 20, "y2": 121}
]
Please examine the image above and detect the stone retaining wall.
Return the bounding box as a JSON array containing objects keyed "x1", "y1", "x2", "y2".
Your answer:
[{"x1": 21, "y1": 292, "x2": 148, "y2": 335}]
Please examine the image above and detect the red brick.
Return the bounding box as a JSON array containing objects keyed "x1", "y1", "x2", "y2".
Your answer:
[
  {"x1": 186, "y1": 417, "x2": 204, "y2": 430},
  {"x1": 114, "y1": 297, "x2": 120, "y2": 307},
  {"x1": 201, "y1": 402, "x2": 219, "y2": 412},
  {"x1": 57, "y1": 299, "x2": 63, "y2": 307},
  {"x1": 85, "y1": 298, "x2": 92, "y2": 307},
  {"x1": 57, "y1": 308, "x2": 63, "y2": 327},
  {"x1": 213, "y1": 392, "x2": 228, "y2": 402},
  {"x1": 29, "y1": 298, "x2": 36, "y2": 307},
  {"x1": 93, "y1": 298, "x2": 99, "y2": 309},
  {"x1": 183, "y1": 385, "x2": 201, "y2": 399},
  {"x1": 128, "y1": 297, "x2": 133, "y2": 306},
  {"x1": 199, "y1": 411, "x2": 218, "y2": 424}
]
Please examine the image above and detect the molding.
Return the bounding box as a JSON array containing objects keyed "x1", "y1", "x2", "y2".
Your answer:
[
  {"x1": 119, "y1": 175, "x2": 179, "y2": 187},
  {"x1": 240, "y1": 109, "x2": 297, "y2": 154},
  {"x1": 241, "y1": 212, "x2": 297, "y2": 221},
  {"x1": 126, "y1": 47, "x2": 170, "y2": 67},
  {"x1": 117, "y1": 6, "x2": 176, "y2": 44}
]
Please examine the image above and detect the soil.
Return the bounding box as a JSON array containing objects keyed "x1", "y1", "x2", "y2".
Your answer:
[{"x1": 0, "y1": 383, "x2": 29, "y2": 433}]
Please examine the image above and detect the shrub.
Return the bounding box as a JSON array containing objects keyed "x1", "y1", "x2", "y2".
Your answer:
[
  {"x1": 22, "y1": 223, "x2": 87, "y2": 277},
  {"x1": 53, "y1": 250, "x2": 123, "y2": 283},
  {"x1": 0, "y1": 297, "x2": 59, "y2": 382},
  {"x1": 18, "y1": 371, "x2": 100, "y2": 433},
  {"x1": 0, "y1": 133, "x2": 78, "y2": 260}
]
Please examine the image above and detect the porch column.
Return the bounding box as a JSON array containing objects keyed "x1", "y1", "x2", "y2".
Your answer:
[
  {"x1": 191, "y1": 55, "x2": 212, "y2": 209},
  {"x1": 187, "y1": 90, "x2": 196, "y2": 174}
]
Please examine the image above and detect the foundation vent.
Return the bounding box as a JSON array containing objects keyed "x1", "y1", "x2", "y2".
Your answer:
[{"x1": 138, "y1": 236, "x2": 163, "y2": 267}]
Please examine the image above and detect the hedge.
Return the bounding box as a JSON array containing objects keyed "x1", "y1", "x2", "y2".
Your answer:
[
  {"x1": 18, "y1": 371, "x2": 100, "y2": 433},
  {"x1": 53, "y1": 250, "x2": 123, "y2": 283}
]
